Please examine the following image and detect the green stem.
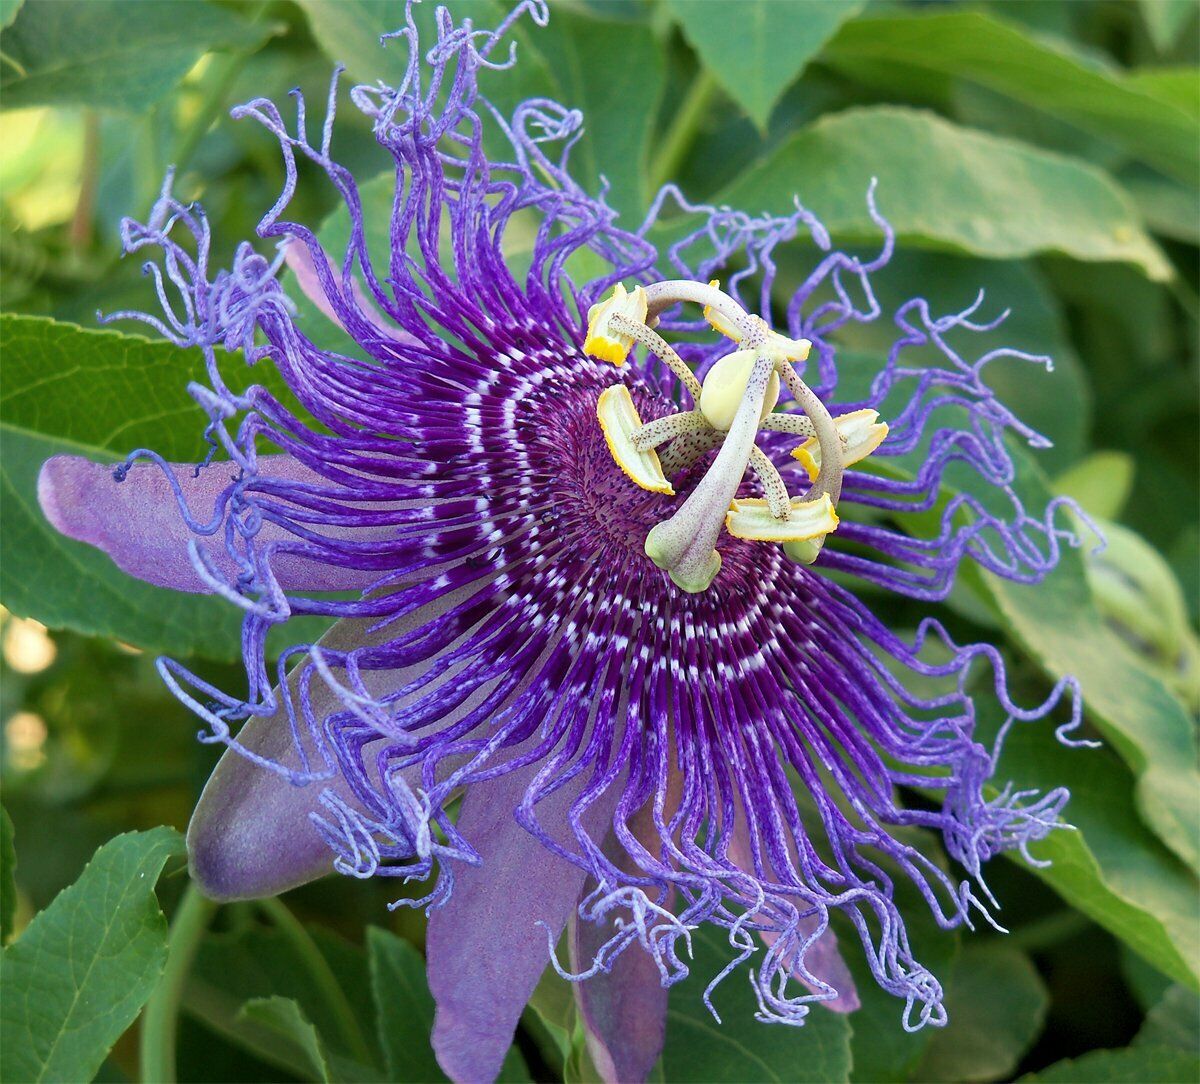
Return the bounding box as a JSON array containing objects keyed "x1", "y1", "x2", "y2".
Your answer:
[
  {"x1": 257, "y1": 897, "x2": 373, "y2": 1066},
  {"x1": 169, "y1": 0, "x2": 272, "y2": 179},
  {"x1": 648, "y1": 69, "x2": 718, "y2": 194},
  {"x1": 140, "y1": 884, "x2": 218, "y2": 1084}
]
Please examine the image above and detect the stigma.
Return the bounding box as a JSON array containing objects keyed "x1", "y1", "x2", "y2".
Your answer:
[{"x1": 585, "y1": 279, "x2": 887, "y2": 593}]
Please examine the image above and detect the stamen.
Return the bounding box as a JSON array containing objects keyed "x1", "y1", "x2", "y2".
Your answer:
[
  {"x1": 793, "y1": 409, "x2": 888, "y2": 481},
  {"x1": 609, "y1": 313, "x2": 703, "y2": 403},
  {"x1": 584, "y1": 283, "x2": 648, "y2": 366},
  {"x1": 645, "y1": 352, "x2": 775, "y2": 592},
  {"x1": 632, "y1": 410, "x2": 710, "y2": 452},
  {"x1": 748, "y1": 446, "x2": 792, "y2": 521},
  {"x1": 596, "y1": 385, "x2": 674, "y2": 495},
  {"x1": 658, "y1": 429, "x2": 723, "y2": 477},
  {"x1": 726, "y1": 494, "x2": 839, "y2": 542},
  {"x1": 588, "y1": 278, "x2": 868, "y2": 590}
]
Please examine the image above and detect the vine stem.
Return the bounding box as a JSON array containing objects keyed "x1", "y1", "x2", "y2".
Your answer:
[
  {"x1": 648, "y1": 69, "x2": 718, "y2": 194},
  {"x1": 140, "y1": 883, "x2": 218, "y2": 1084},
  {"x1": 257, "y1": 896, "x2": 374, "y2": 1066}
]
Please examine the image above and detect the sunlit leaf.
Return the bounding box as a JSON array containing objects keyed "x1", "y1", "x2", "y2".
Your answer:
[
  {"x1": 0, "y1": 0, "x2": 270, "y2": 111},
  {"x1": 715, "y1": 106, "x2": 1171, "y2": 280},
  {"x1": 1137, "y1": 0, "x2": 1196, "y2": 53},
  {"x1": 0, "y1": 316, "x2": 244, "y2": 660},
  {"x1": 821, "y1": 11, "x2": 1199, "y2": 185},
  {"x1": 0, "y1": 828, "x2": 184, "y2": 1084},
  {"x1": 666, "y1": 0, "x2": 862, "y2": 130},
  {"x1": 367, "y1": 927, "x2": 446, "y2": 1084}
]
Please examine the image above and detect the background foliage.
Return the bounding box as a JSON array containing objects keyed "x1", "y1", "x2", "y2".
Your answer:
[{"x1": 1, "y1": 1, "x2": 1197, "y2": 1081}]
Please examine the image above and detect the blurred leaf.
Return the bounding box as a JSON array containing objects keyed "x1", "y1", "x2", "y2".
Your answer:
[
  {"x1": 1117, "y1": 166, "x2": 1200, "y2": 244},
  {"x1": 821, "y1": 11, "x2": 1199, "y2": 185},
  {"x1": 662, "y1": 924, "x2": 852, "y2": 1083},
  {"x1": 188, "y1": 919, "x2": 381, "y2": 1072},
  {"x1": 296, "y1": 0, "x2": 663, "y2": 219},
  {"x1": 0, "y1": 316, "x2": 244, "y2": 660},
  {"x1": 0, "y1": 0, "x2": 21, "y2": 31},
  {"x1": 1019, "y1": 1044, "x2": 1200, "y2": 1082},
  {"x1": 0, "y1": 0, "x2": 269, "y2": 111},
  {"x1": 1124, "y1": 68, "x2": 1200, "y2": 121},
  {"x1": 715, "y1": 106, "x2": 1171, "y2": 280},
  {"x1": 1136, "y1": 985, "x2": 1200, "y2": 1052},
  {"x1": 0, "y1": 808, "x2": 14, "y2": 945},
  {"x1": 979, "y1": 454, "x2": 1200, "y2": 873},
  {"x1": 915, "y1": 944, "x2": 1049, "y2": 1082},
  {"x1": 366, "y1": 926, "x2": 446, "y2": 1084},
  {"x1": 1076, "y1": 517, "x2": 1200, "y2": 712},
  {"x1": 1138, "y1": 0, "x2": 1197, "y2": 53},
  {"x1": 1055, "y1": 451, "x2": 1136, "y2": 520},
  {"x1": 0, "y1": 827, "x2": 184, "y2": 1083},
  {"x1": 665, "y1": 0, "x2": 862, "y2": 130},
  {"x1": 238, "y1": 997, "x2": 332, "y2": 1083}
]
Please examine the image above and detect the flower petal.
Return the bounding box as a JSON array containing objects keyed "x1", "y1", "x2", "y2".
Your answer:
[
  {"x1": 428, "y1": 757, "x2": 618, "y2": 1084},
  {"x1": 187, "y1": 620, "x2": 376, "y2": 900},
  {"x1": 570, "y1": 821, "x2": 670, "y2": 1084},
  {"x1": 283, "y1": 238, "x2": 416, "y2": 345},
  {"x1": 38, "y1": 454, "x2": 378, "y2": 594},
  {"x1": 727, "y1": 814, "x2": 859, "y2": 1013}
]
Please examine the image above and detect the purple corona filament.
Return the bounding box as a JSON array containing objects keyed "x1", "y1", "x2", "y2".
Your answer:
[{"x1": 35, "y1": 4, "x2": 1093, "y2": 1082}]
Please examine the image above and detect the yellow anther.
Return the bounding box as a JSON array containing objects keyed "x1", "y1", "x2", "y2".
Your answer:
[
  {"x1": 698, "y1": 349, "x2": 781, "y2": 431},
  {"x1": 725, "y1": 493, "x2": 839, "y2": 543},
  {"x1": 792, "y1": 408, "x2": 888, "y2": 482},
  {"x1": 597, "y1": 385, "x2": 674, "y2": 495},
  {"x1": 702, "y1": 285, "x2": 811, "y2": 364},
  {"x1": 584, "y1": 283, "x2": 649, "y2": 366}
]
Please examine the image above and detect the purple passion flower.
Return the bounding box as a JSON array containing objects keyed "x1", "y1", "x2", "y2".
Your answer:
[{"x1": 37, "y1": 4, "x2": 1091, "y2": 1081}]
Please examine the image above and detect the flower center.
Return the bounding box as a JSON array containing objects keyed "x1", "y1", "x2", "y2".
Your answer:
[{"x1": 585, "y1": 279, "x2": 889, "y2": 593}]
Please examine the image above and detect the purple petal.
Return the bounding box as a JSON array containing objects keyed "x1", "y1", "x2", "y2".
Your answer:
[
  {"x1": 728, "y1": 816, "x2": 860, "y2": 1013},
  {"x1": 428, "y1": 757, "x2": 617, "y2": 1084},
  {"x1": 570, "y1": 821, "x2": 670, "y2": 1083},
  {"x1": 187, "y1": 619, "x2": 382, "y2": 900},
  {"x1": 283, "y1": 238, "x2": 417, "y2": 345},
  {"x1": 38, "y1": 453, "x2": 377, "y2": 594}
]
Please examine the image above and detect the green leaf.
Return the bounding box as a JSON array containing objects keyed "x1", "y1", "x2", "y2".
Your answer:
[
  {"x1": 1054, "y1": 452, "x2": 1136, "y2": 521},
  {"x1": 366, "y1": 927, "x2": 446, "y2": 1084},
  {"x1": 296, "y1": 0, "x2": 664, "y2": 219},
  {"x1": 0, "y1": 0, "x2": 269, "y2": 111},
  {"x1": 979, "y1": 456, "x2": 1200, "y2": 873},
  {"x1": 1136, "y1": 985, "x2": 1200, "y2": 1053},
  {"x1": 662, "y1": 924, "x2": 852, "y2": 1083},
  {"x1": 821, "y1": 11, "x2": 1199, "y2": 185},
  {"x1": 0, "y1": 828, "x2": 184, "y2": 1084},
  {"x1": 0, "y1": 316, "x2": 245, "y2": 660},
  {"x1": 186, "y1": 919, "x2": 382, "y2": 1078},
  {"x1": 0, "y1": 808, "x2": 14, "y2": 945},
  {"x1": 1132, "y1": 989, "x2": 1200, "y2": 1056},
  {"x1": 238, "y1": 997, "x2": 332, "y2": 1084},
  {"x1": 666, "y1": 0, "x2": 862, "y2": 130},
  {"x1": 0, "y1": 0, "x2": 22, "y2": 32},
  {"x1": 983, "y1": 709, "x2": 1199, "y2": 992},
  {"x1": 1138, "y1": 0, "x2": 1197, "y2": 53},
  {"x1": 1019, "y1": 1044, "x2": 1200, "y2": 1083},
  {"x1": 915, "y1": 945, "x2": 1049, "y2": 1082},
  {"x1": 715, "y1": 106, "x2": 1171, "y2": 281}
]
